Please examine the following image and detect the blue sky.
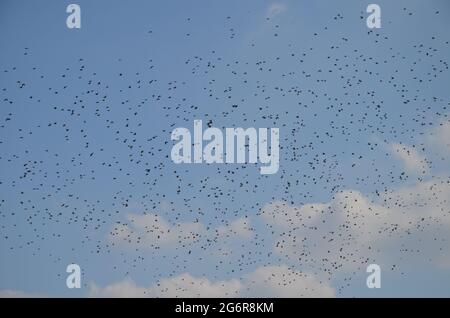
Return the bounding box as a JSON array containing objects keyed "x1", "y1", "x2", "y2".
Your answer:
[{"x1": 1, "y1": 0, "x2": 450, "y2": 297}]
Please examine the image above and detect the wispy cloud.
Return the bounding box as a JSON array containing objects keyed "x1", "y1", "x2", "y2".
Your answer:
[{"x1": 266, "y1": 3, "x2": 287, "y2": 19}]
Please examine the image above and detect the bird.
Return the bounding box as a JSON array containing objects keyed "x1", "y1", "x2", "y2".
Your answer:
[{"x1": 0, "y1": 2, "x2": 449, "y2": 297}]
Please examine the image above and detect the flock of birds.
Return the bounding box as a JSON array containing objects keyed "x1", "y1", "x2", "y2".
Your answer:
[{"x1": 1, "y1": 5, "x2": 450, "y2": 296}]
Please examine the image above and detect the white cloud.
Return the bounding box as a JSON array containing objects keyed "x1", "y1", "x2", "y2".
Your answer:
[
  {"x1": 108, "y1": 213, "x2": 205, "y2": 249},
  {"x1": 261, "y1": 176, "x2": 450, "y2": 273},
  {"x1": 242, "y1": 265, "x2": 334, "y2": 297},
  {"x1": 388, "y1": 143, "x2": 429, "y2": 174},
  {"x1": 89, "y1": 274, "x2": 241, "y2": 298},
  {"x1": 427, "y1": 120, "x2": 450, "y2": 156},
  {"x1": 261, "y1": 201, "x2": 328, "y2": 229},
  {"x1": 89, "y1": 265, "x2": 334, "y2": 298},
  {"x1": 89, "y1": 280, "x2": 148, "y2": 298},
  {"x1": 109, "y1": 214, "x2": 253, "y2": 250},
  {"x1": 90, "y1": 275, "x2": 241, "y2": 298},
  {"x1": 217, "y1": 217, "x2": 253, "y2": 238}
]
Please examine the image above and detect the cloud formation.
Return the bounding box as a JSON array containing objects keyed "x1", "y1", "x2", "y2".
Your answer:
[
  {"x1": 261, "y1": 176, "x2": 450, "y2": 277},
  {"x1": 89, "y1": 264, "x2": 334, "y2": 298},
  {"x1": 389, "y1": 143, "x2": 429, "y2": 175},
  {"x1": 427, "y1": 120, "x2": 450, "y2": 157},
  {"x1": 216, "y1": 217, "x2": 253, "y2": 239},
  {"x1": 109, "y1": 213, "x2": 253, "y2": 250},
  {"x1": 109, "y1": 213, "x2": 205, "y2": 249}
]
